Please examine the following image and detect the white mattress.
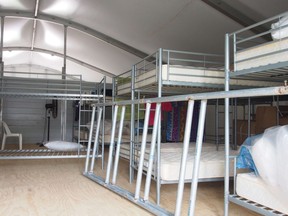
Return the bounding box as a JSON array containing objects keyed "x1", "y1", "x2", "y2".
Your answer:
[
  {"x1": 235, "y1": 37, "x2": 288, "y2": 71},
  {"x1": 236, "y1": 173, "x2": 288, "y2": 214},
  {"x1": 120, "y1": 142, "x2": 237, "y2": 182},
  {"x1": 159, "y1": 146, "x2": 236, "y2": 181},
  {"x1": 117, "y1": 65, "x2": 279, "y2": 95}
]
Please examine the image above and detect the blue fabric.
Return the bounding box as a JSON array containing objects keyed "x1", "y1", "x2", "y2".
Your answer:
[{"x1": 236, "y1": 134, "x2": 262, "y2": 175}]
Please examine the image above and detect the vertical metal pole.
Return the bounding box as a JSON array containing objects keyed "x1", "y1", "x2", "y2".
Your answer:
[
  {"x1": 134, "y1": 102, "x2": 151, "y2": 200},
  {"x1": 174, "y1": 100, "x2": 194, "y2": 216},
  {"x1": 188, "y1": 99, "x2": 207, "y2": 216},
  {"x1": 234, "y1": 99, "x2": 237, "y2": 147},
  {"x1": 0, "y1": 17, "x2": 4, "y2": 125},
  {"x1": 248, "y1": 98, "x2": 251, "y2": 137},
  {"x1": 276, "y1": 96, "x2": 279, "y2": 125},
  {"x1": 215, "y1": 99, "x2": 219, "y2": 149},
  {"x1": 90, "y1": 107, "x2": 103, "y2": 172},
  {"x1": 61, "y1": 25, "x2": 67, "y2": 141},
  {"x1": 102, "y1": 77, "x2": 106, "y2": 169},
  {"x1": 224, "y1": 33, "x2": 230, "y2": 216},
  {"x1": 84, "y1": 105, "x2": 96, "y2": 173},
  {"x1": 144, "y1": 103, "x2": 161, "y2": 201},
  {"x1": 156, "y1": 48, "x2": 163, "y2": 205},
  {"x1": 112, "y1": 106, "x2": 126, "y2": 184},
  {"x1": 105, "y1": 105, "x2": 119, "y2": 184},
  {"x1": 130, "y1": 67, "x2": 135, "y2": 183}
]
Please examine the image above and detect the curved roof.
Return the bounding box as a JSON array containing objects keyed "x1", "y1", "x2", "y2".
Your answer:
[{"x1": 0, "y1": 0, "x2": 287, "y2": 82}]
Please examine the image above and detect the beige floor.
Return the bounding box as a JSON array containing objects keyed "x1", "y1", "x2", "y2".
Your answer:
[{"x1": 0, "y1": 148, "x2": 259, "y2": 216}]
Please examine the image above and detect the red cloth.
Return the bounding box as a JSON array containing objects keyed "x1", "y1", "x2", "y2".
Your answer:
[{"x1": 148, "y1": 102, "x2": 172, "y2": 126}]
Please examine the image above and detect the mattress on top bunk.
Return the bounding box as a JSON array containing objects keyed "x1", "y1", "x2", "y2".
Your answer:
[
  {"x1": 117, "y1": 64, "x2": 280, "y2": 95},
  {"x1": 235, "y1": 37, "x2": 288, "y2": 71},
  {"x1": 236, "y1": 172, "x2": 288, "y2": 214},
  {"x1": 135, "y1": 65, "x2": 225, "y2": 89}
]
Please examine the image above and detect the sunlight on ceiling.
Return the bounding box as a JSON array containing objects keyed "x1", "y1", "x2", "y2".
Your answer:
[
  {"x1": 42, "y1": 0, "x2": 79, "y2": 16},
  {"x1": 0, "y1": 0, "x2": 25, "y2": 10},
  {"x1": 4, "y1": 26, "x2": 21, "y2": 43},
  {"x1": 42, "y1": 22, "x2": 64, "y2": 48}
]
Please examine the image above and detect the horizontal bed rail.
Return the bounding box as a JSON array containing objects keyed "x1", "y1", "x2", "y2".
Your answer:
[
  {"x1": 93, "y1": 85, "x2": 288, "y2": 107},
  {"x1": 0, "y1": 71, "x2": 103, "y2": 100}
]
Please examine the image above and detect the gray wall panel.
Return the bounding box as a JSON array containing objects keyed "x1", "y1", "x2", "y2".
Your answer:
[{"x1": 2, "y1": 97, "x2": 74, "y2": 145}]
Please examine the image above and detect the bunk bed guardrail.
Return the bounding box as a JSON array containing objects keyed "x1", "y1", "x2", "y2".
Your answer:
[
  {"x1": 115, "y1": 49, "x2": 225, "y2": 96},
  {"x1": 229, "y1": 11, "x2": 288, "y2": 80}
]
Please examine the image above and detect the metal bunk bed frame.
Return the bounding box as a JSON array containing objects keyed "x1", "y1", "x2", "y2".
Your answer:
[
  {"x1": 84, "y1": 85, "x2": 288, "y2": 216},
  {"x1": 113, "y1": 48, "x2": 227, "y2": 204},
  {"x1": 224, "y1": 11, "x2": 288, "y2": 216},
  {"x1": 0, "y1": 71, "x2": 105, "y2": 160}
]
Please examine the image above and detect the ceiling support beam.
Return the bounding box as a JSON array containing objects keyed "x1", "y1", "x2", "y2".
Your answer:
[
  {"x1": 0, "y1": 10, "x2": 148, "y2": 59},
  {"x1": 3, "y1": 46, "x2": 115, "y2": 77},
  {"x1": 31, "y1": 0, "x2": 40, "y2": 50},
  {"x1": 0, "y1": 17, "x2": 4, "y2": 63},
  {"x1": 201, "y1": 0, "x2": 271, "y2": 41}
]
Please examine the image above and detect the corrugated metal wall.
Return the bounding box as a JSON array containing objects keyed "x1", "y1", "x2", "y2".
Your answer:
[{"x1": 2, "y1": 97, "x2": 74, "y2": 144}]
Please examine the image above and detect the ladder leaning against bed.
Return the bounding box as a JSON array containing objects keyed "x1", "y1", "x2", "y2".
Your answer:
[{"x1": 83, "y1": 85, "x2": 288, "y2": 216}]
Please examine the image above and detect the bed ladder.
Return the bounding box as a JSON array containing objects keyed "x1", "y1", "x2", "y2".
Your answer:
[{"x1": 83, "y1": 99, "x2": 208, "y2": 216}]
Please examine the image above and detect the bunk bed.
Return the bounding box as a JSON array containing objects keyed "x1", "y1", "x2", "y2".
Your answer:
[
  {"x1": 0, "y1": 71, "x2": 105, "y2": 160},
  {"x1": 225, "y1": 11, "x2": 288, "y2": 216},
  {"x1": 111, "y1": 48, "x2": 285, "y2": 205}
]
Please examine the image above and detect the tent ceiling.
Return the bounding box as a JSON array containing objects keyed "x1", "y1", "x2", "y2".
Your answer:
[{"x1": 0, "y1": 0, "x2": 287, "y2": 82}]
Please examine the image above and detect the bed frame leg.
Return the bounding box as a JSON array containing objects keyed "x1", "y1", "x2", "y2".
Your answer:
[
  {"x1": 174, "y1": 100, "x2": 195, "y2": 216},
  {"x1": 144, "y1": 103, "x2": 161, "y2": 201},
  {"x1": 105, "y1": 105, "x2": 119, "y2": 184},
  {"x1": 112, "y1": 106, "x2": 126, "y2": 184},
  {"x1": 188, "y1": 99, "x2": 207, "y2": 216},
  {"x1": 135, "y1": 102, "x2": 151, "y2": 200},
  {"x1": 84, "y1": 105, "x2": 96, "y2": 173},
  {"x1": 89, "y1": 107, "x2": 103, "y2": 172}
]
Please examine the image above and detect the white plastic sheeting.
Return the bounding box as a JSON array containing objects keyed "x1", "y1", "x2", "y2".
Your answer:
[{"x1": 251, "y1": 126, "x2": 288, "y2": 197}]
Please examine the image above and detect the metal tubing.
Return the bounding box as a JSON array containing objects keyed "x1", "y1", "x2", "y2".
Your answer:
[
  {"x1": 188, "y1": 100, "x2": 207, "y2": 216},
  {"x1": 90, "y1": 107, "x2": 103, "y2": 172},
  {"x1": 92, "y1": 86, "x2": 288, "y2": 108},
  {"x1": 102, "y1": 77, "x2": 106, "y2": 169},
  {"x1": 144, "y1": 103, "x2": 161, "y2": 201},
  {"x1": 174, "y1": 100, "x2": 195, "y2": 216},
  {"x1": 0, "y1": 17, "x2": 4, "y2": 124},
  {"x1": 84, "y1": 105, "x2": 96, "y2": 173},
  {"x1": 130, "y1": 66, "x2": 135, "y2": 183},
  {"x1": 105, "y1": 105, "x2": 119, "y2": 184},
  {"x1": 156, "y1": 48, "x2": 163, "y2": 205},
  {"x1": 112, "y1": 105, "x2": 126, "y2": 184},
  {"x1": 233, "y1": 99, "x2": 237, "y2": 147},
  {"x1": 0, "y1": 17, "x2": 4, "y2": 61},
  {"x1": 134, "y1": 102, "x2": 151, "y2": 200},
  {"x1": 61, "y1": 25, "x2": 68, "y2": 141},
  {"x1": 216, "y1": 99, "x2": 219, "y2": 149},
  {"x1": 61, "y1": 100, "x2": 67, "y2": 141},
  {"x1": 248, "y1": 98, "x2": 251, "y2": 137},
  {"x1": 224, "y1": 33, "x2": 230, "y2": 216}
]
